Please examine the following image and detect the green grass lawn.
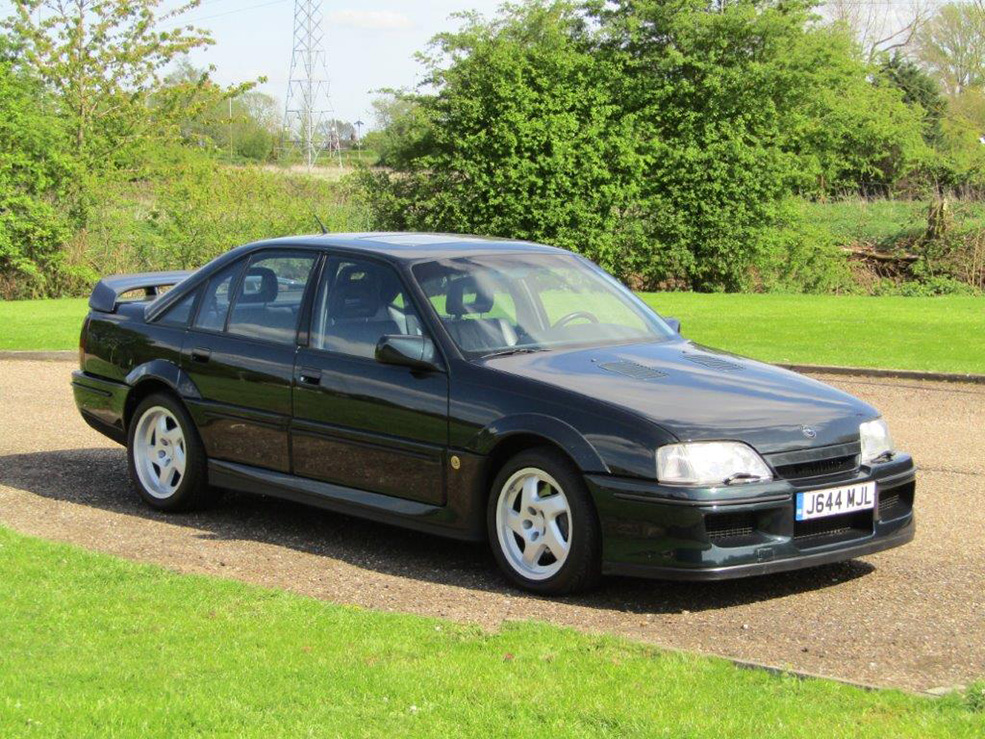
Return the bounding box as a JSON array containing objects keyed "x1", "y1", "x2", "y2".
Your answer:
[
  {"x1": 641, "y1": 293, "x2": 985, "y2": 374},
  {"x1": 0, "y1": 297, "x2": 88, "y2": 351},
  {"x1": 1, "y1": 294, "x2": 982, "y2": 374},
  {"x1": 0, "y1": 526, "x2": 981, "y2": 738}
]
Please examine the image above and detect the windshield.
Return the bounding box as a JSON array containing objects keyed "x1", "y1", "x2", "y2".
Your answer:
[{"x1": 412, "y1": 253, "x2": 676, "y2": 357}]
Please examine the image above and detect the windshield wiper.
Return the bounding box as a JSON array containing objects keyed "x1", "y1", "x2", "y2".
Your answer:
[{"x1": 481, "y1": 347, "x2": 542, "y2": 359}]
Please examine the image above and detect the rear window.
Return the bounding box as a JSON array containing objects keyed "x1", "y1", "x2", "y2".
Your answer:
[
  {"x1": 194, "y1": 261, "x2": 245, "y2": 332},
  {"x1": 157, "y1": 289, "x2": 200, "y2": 327}
]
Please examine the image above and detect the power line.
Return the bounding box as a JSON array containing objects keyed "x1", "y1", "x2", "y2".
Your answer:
[{"x1": 160, "y1": 0, "x2": 291, "y2": 29}]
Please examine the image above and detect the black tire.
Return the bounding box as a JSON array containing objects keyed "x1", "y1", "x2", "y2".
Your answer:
[
  {"x1": 126, "y1": 392, "x2": 217, "y2": 512},
  {"x1": 487, "y1": 447, "x2": 602, "y2": 595}
]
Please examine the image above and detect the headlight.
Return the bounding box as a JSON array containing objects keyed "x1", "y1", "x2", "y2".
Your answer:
[
  {"x1": 656, "y1": 442, "x2": 773, "y2": 486},
  {"x1": 860, "y1": 418, "x2": 894, "y2": 463}
]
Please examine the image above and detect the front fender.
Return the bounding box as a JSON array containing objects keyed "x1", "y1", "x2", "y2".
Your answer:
[
  {"x1": 469, "y1": 413, "x2": 609, "y2": 474},
  {"x1": 125, "y1": 359, "x2": 201, "y2": 399}
]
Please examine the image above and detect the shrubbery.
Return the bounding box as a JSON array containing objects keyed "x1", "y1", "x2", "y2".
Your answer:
[
  {"x1": 361, "y1": 0, "x2": 981, "y2": 294},
  {"x1": 0, "y1": 1, "x2": 375, "y2": 299},
  {"x1": 61, "y1": 158, "x2": 371, "y2": 297},
  {"x1": 0, "y1": 63, "x2": 76, "y2": 298},
  {"x1": 1, "y1": 0, "x2": 983, "y2": 299}
]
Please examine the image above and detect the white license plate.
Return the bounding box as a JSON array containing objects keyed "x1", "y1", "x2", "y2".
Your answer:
[{"x1": 795, "y1": 482, "x2": 875, "y2": 521}]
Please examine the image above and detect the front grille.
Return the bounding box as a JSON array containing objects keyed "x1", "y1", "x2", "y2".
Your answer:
[
  {"x1": 775, "y1": 454, "x2": 858, "y2": 481},
  {"x1": 766, "y1": 442, "x2": 862, "y2": 482},
  {"x1": 879, "y1": 481, "x2": 914, "y2": 520},
  {"x1": 706, "y1": 512, "x2": 759, "y2": 547},
  {"x1": 794, "y1": 509, "x2": 872, "y2": 546}
]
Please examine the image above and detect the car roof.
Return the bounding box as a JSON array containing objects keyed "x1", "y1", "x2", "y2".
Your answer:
[
  {"x1": 148, "y1": 233, "x2": 573, "y2": 321},
  {"x1": 251, "y1": 232, "x2": 568, "y2": 262}
]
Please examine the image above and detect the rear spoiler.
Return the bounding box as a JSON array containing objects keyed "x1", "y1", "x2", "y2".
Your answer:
[{"x1": 88, "y1": 271, "x2": 192, "y2": 313}]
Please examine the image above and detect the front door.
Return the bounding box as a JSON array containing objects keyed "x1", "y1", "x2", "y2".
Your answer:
[
  {"x1": 291, "y1": 256, "x2": 449, "y2": 505},
  {"x1": 182, "y1": 250, "x2": 319, "y2": 473}
]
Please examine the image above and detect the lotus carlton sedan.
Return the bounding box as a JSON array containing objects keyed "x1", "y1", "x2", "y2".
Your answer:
[{"x1": 73, "y1": 234, "x2": 915, "y2": 594}]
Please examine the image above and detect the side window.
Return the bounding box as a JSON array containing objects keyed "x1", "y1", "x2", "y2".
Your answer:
[
  {"x1": 227, "y1": 252, "x2": 317, "y2": 344},
  {"x1": 311, "y1": 258, "x2": 425, "y2": 359},
  {"x1": 193, "y1": 261, "x2": 245, "y2": 332},
  {"x1": 157, "y1": 288, "x2": 200, "y2": 327}
]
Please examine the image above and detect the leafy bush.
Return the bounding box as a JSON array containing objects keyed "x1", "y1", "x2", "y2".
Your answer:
[
  {"x1": 362, "y1": 0, "x2": 932, "y2": 293},
  {"x1": 0, "y1": 62, "x2": 77, "y2": 299},
  {"x1": 784, "y1": 30, "x2": 930, "y2": 197},
  {"x1": 754, "y1": 209, "x2": 857, "y2": 294},
  {"x1": 362, "y1": 3, "x2": 640, "y2": 285},
  {"x1": 61, "y1": 154, "x2": 372, "y2": 292}
]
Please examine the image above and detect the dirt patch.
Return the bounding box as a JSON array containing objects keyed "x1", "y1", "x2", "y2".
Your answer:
[{"x1": 1, "y1": 360, "x2": 982, "y2": 691}]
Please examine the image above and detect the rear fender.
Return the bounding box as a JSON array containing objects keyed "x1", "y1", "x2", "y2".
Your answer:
[{"x1": 125, "y1": 359, "x2": 202, "y2": 400}]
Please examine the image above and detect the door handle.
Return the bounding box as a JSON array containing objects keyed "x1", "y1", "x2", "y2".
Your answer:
[
  {"x1": 298, "y1": 368, "x2": 321, "y2": 386},
  {"x1": 191, "y1": 347, "x2": 211, "y2": 364}
]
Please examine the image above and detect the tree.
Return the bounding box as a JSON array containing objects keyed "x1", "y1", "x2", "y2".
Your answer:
[
  {"x1": 881, "y1": 52, "x2": 946, "y2": 146},
  {"x1": 363, "y1": 92, "x2": 431, "y2": 167},
  {"x1": 780, "y1": 29, "x2": 930, "y2": 196},
  {"x1": 825, "y1": 0, "x2": 930, "y2": 62},
  {"x1": 363, "y1": 2, "x2": 641, "y2": 280},
  {"x1": 4, "y1": 1, "x2": 220, "y2": 166},
  {"x1": 365, "y1": 0, "x2": 929, "y2": 290},
  {"x1": 160, "y1": 61, "x2": 272, "y2": 160},
  {"x1": 917, "y1": 3, "x2": 985, "y2": 95},
  {"x1": 0, "y1": 58, "x2": 76, "y2": 297}
]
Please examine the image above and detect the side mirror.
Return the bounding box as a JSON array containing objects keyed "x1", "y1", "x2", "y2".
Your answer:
[
  {"x1": 665, "y1": 317, "x2": 682, "y2": 334},
  {"x1": 376, "y1": 335, "x2": 442, "y2": 372}
]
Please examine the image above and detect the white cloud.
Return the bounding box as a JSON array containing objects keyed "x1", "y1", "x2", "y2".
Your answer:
[{"x1": 328, "y1": 10, "x2": 413, "y2": 31}]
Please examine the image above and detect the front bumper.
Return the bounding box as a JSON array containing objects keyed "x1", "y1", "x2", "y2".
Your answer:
[{"x1": 587, "y1": 454, "x2": 916, "y2": 581}]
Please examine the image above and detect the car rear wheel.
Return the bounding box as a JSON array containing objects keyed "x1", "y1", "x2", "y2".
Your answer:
[
  {"x1": 488, "y1": 447, "x2": 602, "y2": 595},
  {"x1": 127, "y1": 392, "x2": 215, "y2": 512}
]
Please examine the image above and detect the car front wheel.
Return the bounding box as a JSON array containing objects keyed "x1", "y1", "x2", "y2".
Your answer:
[
  {"x1": 127, "y1": 392, "x2": 215, "y2": 512},
  {"x1": 488, "y1": 447, "x2": 602, "y2": 595}
]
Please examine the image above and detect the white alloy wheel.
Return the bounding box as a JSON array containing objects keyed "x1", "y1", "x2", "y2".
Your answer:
[
  {"x1": 495, "y1": 467, "x2": 572, "y2": 581},
  {"x1": 132, "y1": 405, "x2": 187, "y2": 499}
]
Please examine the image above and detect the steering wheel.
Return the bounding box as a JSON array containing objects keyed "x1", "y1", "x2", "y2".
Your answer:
[{"x1": 552, "y1": 310, "x2": 600, "y2": 329}]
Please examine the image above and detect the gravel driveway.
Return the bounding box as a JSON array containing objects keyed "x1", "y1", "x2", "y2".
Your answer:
[{"x1": 1, "y1": 359, "x2": 982, "y2": 692}]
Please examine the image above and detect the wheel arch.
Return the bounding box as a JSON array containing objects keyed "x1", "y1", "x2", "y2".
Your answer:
[
  {"x1": 123, "y1": 359, "x2": 201, "y2": 430},
  {"x1": 471, "y1": 414, "x2": 608, "y2": 476},
  {"x1": 471, "y1": 415, "x2": 609, "y2": 516}
]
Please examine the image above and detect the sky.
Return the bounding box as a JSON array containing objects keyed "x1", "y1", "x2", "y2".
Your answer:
[
  {"x1": 0, "y1": 0, "x2": 505, "y2": 127},
  {"x1": 167, "y1": 0, "x2": 508, "y2": 127},
  {"x1": 2, "y1": 0, "x2": 927, "y2": 127}
]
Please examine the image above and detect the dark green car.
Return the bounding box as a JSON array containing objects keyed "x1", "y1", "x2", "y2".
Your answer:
[{"x1": 73, "y1": 233, "x2": 916, "y2": 594}]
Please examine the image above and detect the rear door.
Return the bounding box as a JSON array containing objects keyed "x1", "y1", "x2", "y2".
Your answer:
[
  {"x1": 291, "y1": 255, "x2": 449, "y2": 505},
  {"x1": 182, "y1": 250, "x2": 319, "y2": 473}
]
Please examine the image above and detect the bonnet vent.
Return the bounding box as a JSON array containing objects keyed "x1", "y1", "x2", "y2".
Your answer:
[
  {"x1": 683, "y1": 353, "x2": 744, "y2": 372},
  {"x1": 598, "y1": 361, "x2": 668, "y2": 381}
]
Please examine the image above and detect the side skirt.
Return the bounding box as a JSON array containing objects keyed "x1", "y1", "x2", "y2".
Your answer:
[{"x1": 208, "y1": 459, "x2": 485, "y2": 542}]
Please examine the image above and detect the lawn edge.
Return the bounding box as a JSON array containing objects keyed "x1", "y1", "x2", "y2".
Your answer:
[
  {"x1": 0, "y1": 350, "x2": 76, "y2": 360},
  {"x1": 783, "y1": 363, "x2": 985, "y2": 385}
]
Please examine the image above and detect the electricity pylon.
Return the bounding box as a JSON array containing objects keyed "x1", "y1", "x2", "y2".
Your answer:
[{"x1": 282, "y1": 0, "x2": 342, "y2": 168}]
